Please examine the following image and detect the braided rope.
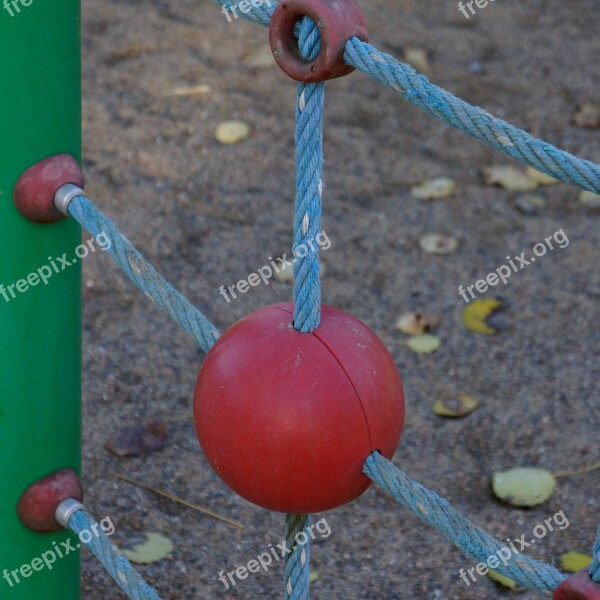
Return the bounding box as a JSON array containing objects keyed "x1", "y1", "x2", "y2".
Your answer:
[
  {"x1": 284, "y1": 514, "x2": 311, "y2": 600},
  {"x1": 343, "y1": 38, "x2": 600, "y2": 194},
  {"x1": 213, "y1": 0, "x2": 600, "y2": 195},
  {"x1": 364, "y1": 452, "x2": 566, "y2": 595},
  {"x1": 292, "y1": 17, "x2": 323, "y2": 332},
  {"x1": 67, "y1": 195, "x2": 220, "y2": 353},
  {"x1": 591, "y1": 526, "x2": 600, "y2": 583},
  {"x1": 68, "y1": 509, "x2": 160, "y2": 599}
]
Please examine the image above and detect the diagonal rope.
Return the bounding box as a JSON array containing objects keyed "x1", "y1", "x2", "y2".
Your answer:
[
  {"x1": 364, "y1": 452, "x2": 566, "y2": 596},
  {"x1": 284, "y1": 514, "x2": 311, "y2": 600},
  {"x1": 292, "y1": 16, "x2": 323, "y2": 333},
  {"x1": 343, "y1": 38, "x2": 600, "y2": 194},
  {"x1": 67, "y1": 508, "x2": 161, "y2": 599},
  {"x1": 67, "y1": 195, "x2": 220, "y2": 352}
]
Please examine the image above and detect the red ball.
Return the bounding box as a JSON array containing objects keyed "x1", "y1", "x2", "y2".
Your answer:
[{"x1": 193, "y1": 303, "x2": 405, "y2": 513}]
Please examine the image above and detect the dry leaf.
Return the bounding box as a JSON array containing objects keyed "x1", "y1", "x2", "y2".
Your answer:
[
  {"x1": 419, "y1": 234, "x2": 458, "y2": 255},
  {"x1": 461, "y1": 299, "x2": 503, "y2": 335},
  {"x1": 580, "y1": 190, "x2": 600, "y2": 208},
  {"x1": 526, "y1": 167, "x2": 558, "y2": 186},
  {"x1": 483, "y1": 166, "x2": 538, "y2": 192},
  {"x1": 404, "y1": 48, "x2": 430, "y2": 72},
  {"x1": 573, "y1": 104, "x2": 600, "y2": 129},
  {"x1": 410, "y1": 178, "x2": 456, "y2": 200},
  {"x1": 432, "y1": 394, "x2": 479, "y2": 418},
  {"x1": 406, "y1": 334, "x2": 441, "y2": 354},
  {"x1": 215, "y1": 121, "x2": 250, "y2": 144},
  {"x1": 492, "y1": 467, "x2": 556, "y2": 507},
  {"x1": 395, "y1": 312, "x2": 441, "y2": 336},
  {"x1": 121, "y1": 532, "x2": 174, "y2": 564},
  {"x1": 106, "y1": 422, "x2": 167, "y2": 458}
]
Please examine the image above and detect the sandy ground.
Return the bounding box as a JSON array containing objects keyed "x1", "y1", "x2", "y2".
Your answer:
[{"x1": 78, "y1": 0, "x2": 599, "y2": 598}]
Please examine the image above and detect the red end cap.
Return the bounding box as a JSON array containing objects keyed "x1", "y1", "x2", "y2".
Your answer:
[
  {"x1": 269, "y1": 0, "x2": 369, "y2": 82},
  {"x1": 17, "y1": 468, "x2": 83, "y2": 532},
  {"x1": 13, "y1": 154, "x2": 84, "y2": 223},
  {"x1": 554, "y1": 570, "x2": 600, "y2": 600}
]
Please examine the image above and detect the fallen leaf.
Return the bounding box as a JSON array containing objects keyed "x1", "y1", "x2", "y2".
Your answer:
[
  {"x1": 406, "y1": 334, "x2": 441, "y2": 354},
  {"x1": 488, "y1": 570, "x2": 517, "y2": 589},
  {"x1": 404, "y1": 48, "x2": 430, "y2": 72},
  {"x1": 573, "y1": 104, "x2": 600, "y2": 129},
  {"x1": 309, "y1": 572, "x2": 320, "y2": 583},
  {"x1": 461, "y1": 298, "x2": 503, "y2": 335},
  {"x1": 483, "y1": 166, "x2": 538, "y2": 192},
  {"x1": 432, "y1": 394, "x2": 479, "y2": 418},
  {"x1": 122, "y1": 532, "x2": 174, "y2": 564},
  {"x1": 215, "y1": 120, "x2": 250, "y2": 144},
  {"x1": 526, "y1": 167, "x2": 558, "y2": 186},
  {"x1": 410, "y1": 178, "x2": 456, "y2": 200},
  {"x1": 106, "y1": 422, "x2": 167, "y2": 458},
  {"x1": 561, "y1": 552, "x2": 592, "y2": 573},
  {"x1": 166, "y1": 84, "x2": 212, "y2": 97},
  {"x1": 492, "y1": 467, "x2": 556, "y2": 507},
  {"x1": 395, "y1": 312, "x2": 441, "y2": 336},
  {"x1": 580, "y1": 190, "x2": 600, "y2": 208},
  {"x1": 419, "y1": 234, "x2": 458, "y2": 255}
]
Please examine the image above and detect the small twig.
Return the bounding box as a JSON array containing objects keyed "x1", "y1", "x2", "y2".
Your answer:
[
  {"x1": 553, "y1": 462, "x2": 600, "y2": 479},
  {"x1": 109, "y1": 471, "x2": 244, "y2": 530}
]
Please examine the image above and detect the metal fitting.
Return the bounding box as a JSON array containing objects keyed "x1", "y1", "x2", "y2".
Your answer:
[
  {"x1": 55, "y1": 498, "x2": 85, "y2": 529},
  {"x1": 54, "y1": 183, "x2": 84, "y2": 216}
]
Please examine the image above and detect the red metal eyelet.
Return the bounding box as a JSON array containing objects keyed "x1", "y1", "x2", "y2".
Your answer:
[{"x1": 269, "y1": 0, "x2": 369, "y2": 83}]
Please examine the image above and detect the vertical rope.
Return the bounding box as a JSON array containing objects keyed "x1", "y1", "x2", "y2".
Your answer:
[
  {"x1": 292, "y1": 17, "x2": 324, "y2": 333},
  {"x1": 284, "y1": 514, "x2": 311, "y2": 600},
  {"x1": 590, "y1": 525, "x2": 600, "y2": 582},
  {"x1": 67, "y1": 509, "x2": 161, "y2": 599}
]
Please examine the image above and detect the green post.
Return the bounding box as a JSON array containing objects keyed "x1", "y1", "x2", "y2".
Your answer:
[{"x1": 0, "y1": 0, "x2": 81, "y2": 598}]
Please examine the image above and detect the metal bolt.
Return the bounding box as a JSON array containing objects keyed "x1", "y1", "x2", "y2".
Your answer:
[
  {"x1": 317, "y1": 19, "x2": 325, "y2": 29},
  {"x1": 273, "y1": 48, "x2": 282, "y2": 59}
]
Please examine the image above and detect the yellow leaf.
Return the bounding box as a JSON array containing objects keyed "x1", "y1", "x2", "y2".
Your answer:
[
  {"x1": 410, "y1": 178, "x2": 456, "y2": 200},
  {"x1": 488, "y1": 569, "x2": 517, "y2": 589},
  {"x1": 561, "y1": 552, "x2": 592, "y2": 573},
  {"x1": 404, "y1": 48, "x2": 430, "y2": 72},
  {"x1": 526, "y1": 167, "x2": 558, "y2": 186},
  {"x1": 432, "y1": 394, "x2": 479, "y2": 418},
  {"x1": 483, "y1": 166, "x2": 538, "y2": 192},
  {"x1": 215, "y1": 121, "x2": 250, "y2": 144},
  {"x1": 406, "y1": 334, "x2": 441, "y2": 354},
  {"x1": 461, "y1": 298, "x2": 503, "y2": 335},
  {"x1": 580, "y1": 190, "x2": 600, "y2": 208},
  {"x1": 492, "y1": 467, "x2": 556, "y2": 507}
]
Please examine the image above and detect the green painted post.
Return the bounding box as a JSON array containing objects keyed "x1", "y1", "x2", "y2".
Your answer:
[{"x1": 0, "y1": 0, "x2": 82, "y2": 598}]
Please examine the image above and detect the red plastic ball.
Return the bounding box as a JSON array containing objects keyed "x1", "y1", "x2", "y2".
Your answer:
[{"x1": 193, "y1": 302, "x2": 405, "y2": 513}]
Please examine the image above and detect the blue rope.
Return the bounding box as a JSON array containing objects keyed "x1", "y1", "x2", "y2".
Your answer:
[
  {"x1": 343, "y1": 38, "x2": 600, "y2": 194},
  {"x1": 591, "y1": 526, "x2": 600, "y2": 583},
  {"x1": 212, "y1": 0, "x2": 600, "y2": 195},
  {"x1": 67, "y1": 195, "x2": 220, "y2": 353},
  {"x1": 293, "y1": 17, "x2": 323, "y2": 333},
  {"x1": 364, "y1": 452, "x2": 566, "y2": 595},
  {"x1": 68, "y1": 509, "x2": 161, "y2": 599},
  {"x1": 284, "y1": 514, "x2": 311, "y2": 600}
]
